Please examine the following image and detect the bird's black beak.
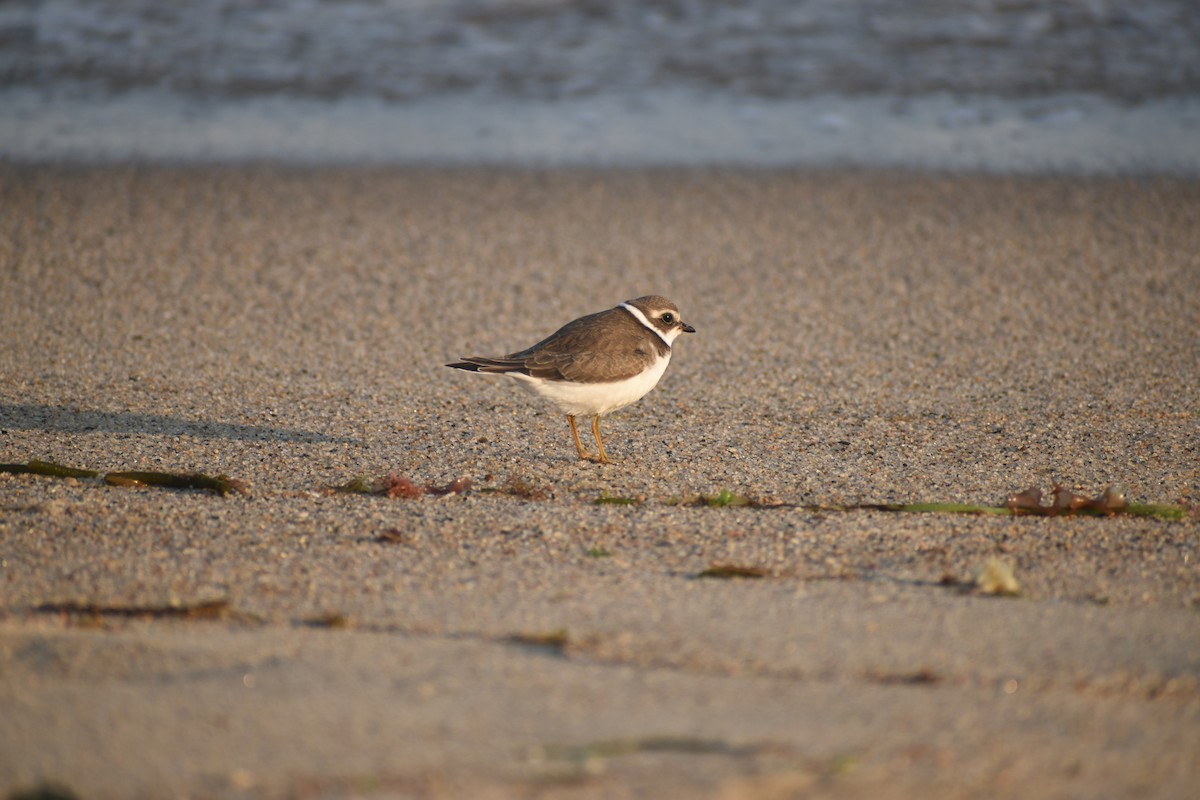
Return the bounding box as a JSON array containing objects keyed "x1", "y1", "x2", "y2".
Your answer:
[{"x1": 682, "y1": 322, "x2": 696, "y2": 333}]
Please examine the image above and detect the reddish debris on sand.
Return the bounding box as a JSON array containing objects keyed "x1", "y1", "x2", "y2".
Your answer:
[
  {"x1": 427, "y1": 476, "x2": 473, "y2": 495},
  {"x1": 1006, "y1": 483, "x2": 1129, "y2": 516},
  {"x1": 382, "y1": 474, "x2": 424, "y2": 499},
  {"x1": 1005, "y1": 487, "x2": 1043, "y2": 514}
]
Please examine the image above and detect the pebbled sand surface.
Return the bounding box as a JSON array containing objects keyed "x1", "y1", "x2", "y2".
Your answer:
[{"x1": 1, "y1": 165, "x2": 1198, "y2": 798}]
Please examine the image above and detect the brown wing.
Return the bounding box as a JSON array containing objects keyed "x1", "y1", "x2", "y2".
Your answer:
[
  {"x1": 449, "y1": 306, "x2": 668, "y2": 383},
  {"x1": 517, "y1": 306, "x2": 669, "y2": 383}
]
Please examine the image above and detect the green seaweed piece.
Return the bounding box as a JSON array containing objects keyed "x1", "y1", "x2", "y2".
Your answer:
[
  {"x1": 593, "y1": 491, "x2": 641, "y2": 506},
  {"x1": 29, "y1": 459, "x2": 102, "y2": 479},
  {"x1": 1126, "y1": 502, "x2": 1188, "y2": 521},
  {"x1": 664, "y1": 490, "x2": 760, "y2": 507},
  {"x1": 104, "y1": 470, "x2": 247, "y2": 496},
  {"x1": 702, "y1": 490, "x2": 757, "y2": 507},
  {"x1": 331, "y1": 476, "x2": 382, "y2": 494}
]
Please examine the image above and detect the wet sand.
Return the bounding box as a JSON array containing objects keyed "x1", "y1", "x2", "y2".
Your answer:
[
  {"x1": 6, "y1": 89, "x2": 1200, "y2": 173},
  {"x1": 1, "y1": 165, "x2": 1198, "y2": 798}
]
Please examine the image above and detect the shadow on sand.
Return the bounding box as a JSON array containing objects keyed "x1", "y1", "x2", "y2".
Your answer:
[{"x1": 0, "y1": 403, "x2": 359, "y2": 445}]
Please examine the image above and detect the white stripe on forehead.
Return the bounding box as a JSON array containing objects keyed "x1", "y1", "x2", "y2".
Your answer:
[{"x1": 619, "y1": 302, "x2": 671, "y2": 347}]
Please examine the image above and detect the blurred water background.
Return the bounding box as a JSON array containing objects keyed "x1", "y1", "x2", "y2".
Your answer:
[{"x1": 2, "y1": 0, "x2": 1198, "y2": 167}]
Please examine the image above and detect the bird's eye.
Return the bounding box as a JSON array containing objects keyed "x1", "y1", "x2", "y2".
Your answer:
[{"x1": 661, "y1": 313, "x2": 674, "y2": 324}]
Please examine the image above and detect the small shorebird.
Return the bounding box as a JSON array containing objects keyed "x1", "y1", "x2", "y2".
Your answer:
[{"x1": 447, "y1": 295, "x2": 695, "y2": 463}]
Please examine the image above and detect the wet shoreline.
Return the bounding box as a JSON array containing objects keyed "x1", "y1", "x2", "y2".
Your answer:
[{"x1": 4, "y1": 88, "x2": 1200, "y2": 173}]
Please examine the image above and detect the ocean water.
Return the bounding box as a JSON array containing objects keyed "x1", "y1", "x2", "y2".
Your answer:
[
  {"x1": 4, "y1": 0, "x2": 1198, "y2": 100},
  {"x1": 2, "y1": 0, "x2": 1198, "y2": 168}
]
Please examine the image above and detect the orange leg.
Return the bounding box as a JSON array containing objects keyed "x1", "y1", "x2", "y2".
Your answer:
[
  {"x1": 568, "y1": 415, "x2": 611, "y2": 463},
  {"x1": 568, "y1": 415, "x2": 591, "y2": 460},
  {"x1": 591, "y1": 416, "x2": 611, "y2": 464}
]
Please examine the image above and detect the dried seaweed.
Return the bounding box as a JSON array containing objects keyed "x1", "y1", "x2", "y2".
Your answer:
[
  {"x1": 331, "y1": 474, "x2": 471, "y2": 499},
  {"x1": 381, "y1": 475, "x2": 424, "y2": 499},
  {"x1": 865, "y1": 501, "x2": 1011, "y2": 515},
  {"x1": 428, "y1": 476, "x2": 473, "y2": 495},
  {"x1": 1, "y1": 459, "x2": 246, "y2": 496},
  {"x1": 593, "y1": 491, "x2": 641, "y2": 505},
  {"x1": 861, "y1": 484, "x2": 1186, "y2": 520},
  {"x1": 1005, "y1": 487, "x2": 1044, "y2": 514},
  {"x1": 696, "y1": 563, "x2": 770, "y2": 579},
  {"x1": 478, "y1": 474, "x2": 553, "y2": 501},
  {"x1": 1003, "y1": 483, "x2": 1184, "y2": 518},
  {"x1": 0, "y1": 459, "x2": 101, "y2": 479},
  {"x1": 869, "y1": 667, "x2": 942, "y2": 686},
  {"x1": 4, "y1": 455, "x2": 1190, "y2": 522},
  {"x1": 535, "y1": 735, "x2": 768, "y2": 762},
  {"x1": 507, "y1": 629, "x2": 569, "y2": 652},
  {"x1": 104, "y1": 471, "x2": 247, "y2": 496},
  {"x1": 35, "y1": 598, "x2": 235, "y2": 620},
  {"x1": 332, "y1": 476, "x2": 377, "y2": 494}
]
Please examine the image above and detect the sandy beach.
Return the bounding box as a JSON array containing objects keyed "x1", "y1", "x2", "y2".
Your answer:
[
  {"x1": 4, "y1": 3, "x2": 1199, "y2": 795},
  {"x1": 0, "y1": 165, "x2": 1197, "y2": 798}
]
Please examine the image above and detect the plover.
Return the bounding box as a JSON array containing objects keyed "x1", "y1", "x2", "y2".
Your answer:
[{"x1": 447, "y1": 295, "x2": 695, "y2": 463}]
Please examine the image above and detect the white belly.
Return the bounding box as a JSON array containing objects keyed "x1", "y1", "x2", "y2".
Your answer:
[{"x1": 510, "y1": 353, "x2": 671, "y2": 417}]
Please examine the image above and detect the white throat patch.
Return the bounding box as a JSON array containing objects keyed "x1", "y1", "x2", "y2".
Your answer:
[{"x1": 619, "y1": 302, "x2": 673, "y2": 347}]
